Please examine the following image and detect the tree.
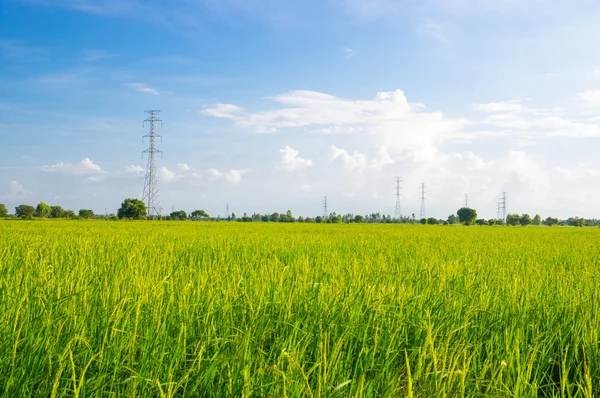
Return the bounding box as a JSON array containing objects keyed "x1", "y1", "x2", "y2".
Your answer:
[
  {"x1": 50, "y1": 206, "x2": 65, "y2": 218},
  {"x1": 447, "y1": 214, "x2": 458, "y2": 225},
  {"x1": 284, "y1": 210, "x2": 294, "y2": 222},
  {"x1": 419, "y1": 218, "x2": 427, "y2": 225},
  {"x1": 532, "y1": 214, "x2": 542, "y2": 226},
  {"x1": 354, "y1": 215, "x2": 365, "y2": 223},
  {"x1": 427, "y1": 217, "x2": 440, "y2": 225},
  {"x1": 0, "y1": 204, "x2": 7, "y2": 217},
  {"x1": 35, "y1": 201, "x2": 51, "y2": 218},
  {"x1": 457, "y1": 207, "x2": 477, "y2": 225},
  {"x1": 476, "y1": 219, "x2": 489, "y2": 226},
  {"x1": 79, "y1": 209, "x2": 95, "y2": 219},
  {"x1": 15, "y1": 205, "x2": 35, "y2": 219},
  {"x1": 506, "y1": 214, "x2": 521, "y2": 226},
  {"x1": 117, "y1": 198, "x2": 146, "y2": 220},
  {"x1": 520, "y1": 214, "x2": 532, "y2": 226},
  {"x1": 315, "y1": 216, "x2": 323, "y2": 224},
  {"x1": 190, "y1": 210, "x2": 209, "y2": 220},
  {"x1": 170, "y1": 210, "x2": 187, "y2": 220},
  {"x1": 544, "y1": 217, "x2": 559, "y2": 227},
  {"x1": 65, "y1": 210, "x2": 76, "y2": 219}
]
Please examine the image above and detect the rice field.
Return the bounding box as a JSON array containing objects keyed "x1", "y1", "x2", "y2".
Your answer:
[{"x1": 1, "y1": 221, "x2": 599, "y2": 397}]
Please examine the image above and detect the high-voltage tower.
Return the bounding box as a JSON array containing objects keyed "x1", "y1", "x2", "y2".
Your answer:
[
  {"x1": 419, "y1": 183, "x2": 426, "y2": 220},
  {"x1": 394, "y1": 177, "x2": 402, "y2": 219},
  {"x1": 499, "y1": 192, "x2": 507, "y2": 222},
  {"x1": 142, "y1": 110, "x2": 163, "y2": 218},
  {"x1": 464, "y1": 193, "x2": 468, "y2": 207},
  {"x1": 323, "y1": 196, "x2": 328, "y2": 219}
]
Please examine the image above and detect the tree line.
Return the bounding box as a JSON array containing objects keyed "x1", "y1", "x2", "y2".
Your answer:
[{"x1": 1, "y1": 201, "x2": 599, "y2": 227}]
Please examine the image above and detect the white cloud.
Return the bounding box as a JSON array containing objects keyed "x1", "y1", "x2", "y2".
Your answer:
[
  {"x1": 42, "y1": 158, "x2": 106, "y2": 181},
  {"x1": 472, "y1": 100, "x2": 531, "y2": 113},
  {"x1": 159, "y1": 167, "x2": 177, "y2": 182},
  {"x1": 203, "y1": 89, "x2": 466, "y2": 161},
  {"x1": 126, "y1": 165, "x2": 145, "y2": 176},
  {"x1": 370, "y1": 146, "x2": 395, "y2": 170},
  {"x1": 279, "y1": 146, "x2": 313, "y2": 171},
  {"x1": 207, "y1": 168, "x2": 249, "y2": 183},
  {"x1": 178, "y1": 163, "x2": 191, "y2": 171},
  {"x1": 578, "y1": 90, "x2": 600, "y2": 107},
  {"x1": 126, "y1": 83, "x2": 159, "y2": 95},
  {"x1": 2, "y1": 181, "x2": 33, "y2": 200},
  {"x1": 328, "y1": 145, "x2": 367, "y2": 171}
]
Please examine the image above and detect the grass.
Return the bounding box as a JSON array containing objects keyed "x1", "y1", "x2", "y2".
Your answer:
[{"x1": 1, "y1": 221, "x2": 599, "y2": 397}]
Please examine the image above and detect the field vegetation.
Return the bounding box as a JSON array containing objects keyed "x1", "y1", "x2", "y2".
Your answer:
[{"x1": 1, "y1": 221, "x2": 599, "y2": 397}]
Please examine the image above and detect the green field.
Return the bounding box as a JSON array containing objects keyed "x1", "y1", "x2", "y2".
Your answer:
[{"x1": 1, "y1": 221, "x2": 599, "y2": 397}]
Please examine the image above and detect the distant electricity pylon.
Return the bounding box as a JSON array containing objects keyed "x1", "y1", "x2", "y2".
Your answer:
[
  {"x1": 499, "y1": 192, "x2": 507, "y2": 221},
  {"x1": 419, "y1": 183, "x2": 426, "y2": 220},
  {"x1": 142, "y1": 110, "x2": 163, "y2": 218},
  {"x1": 323, "y1": 196, "x2": 328, "y2": 219},
  {"x1": 394, "y1": 177, "x2": 402, "y2": 219},
  {"x1": 226, "y1": 202, "x2": 230, "y2": 220},
  {"x1": 464, "y1": 193, "x2": 468, "y2": 207}
]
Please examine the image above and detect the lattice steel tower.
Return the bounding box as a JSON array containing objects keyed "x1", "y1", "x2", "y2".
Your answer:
[
  {"x1": 394, "y1": 177, "x2": 402, "y2": 219},
  {"x1": 323, "y1": 196, "x2": 328, "y2": 219},
  {"x1": 499, "y1": 192, "x2": 507, "y2": 222},
  {"x1": 142, "y1": 110, "x2": 163, "y2": 218},
  {"x1": 419, "y1": 183, "x2": 426, "y2": 220}
]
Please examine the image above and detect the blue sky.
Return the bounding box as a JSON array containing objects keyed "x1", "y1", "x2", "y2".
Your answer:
[{"x1": 2, "y1": 0, "x2": 600, "y2": 219}]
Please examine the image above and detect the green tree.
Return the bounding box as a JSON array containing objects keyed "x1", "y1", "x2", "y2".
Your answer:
[
  {"x1": 457, "y1": 207, "x2": 477, "y2": 225},
  {"x1": 427, "y1": 217, "x2": 440, "y2": 225},
  {"x1": 170, "y1": 210, "x2": 187, "y2": 220},
  {"x1": 354, "y1": 215, "x2": 365, "y2": 223},
  {"x1": 190, "y1": 210, "x2": 209, "y2": 220},
  {"x1": 520, "y1": 214, "x2": 532, "y2": 226},
  {"x1": 35, "y1": 201, "x2": 51, "y2": 218},
  {"x1": 543, "y1": 217, "x2": 559, "y2": 226},
  {"x1": 117, "y1": 198, "x2": 147, "y2": 220},
  {"x1": 532, "y1": 214, "x2": 542, "y2": 226},
  {"x1": 419, "y1": 218, "x2": 427, "y2": 225},
  {"x1": 50, "y1": 206, "x2": 65, "y2": 218},
  {"x1": 506, "y1": 214, "x2": 521, "y2": 226},
  {"x1": 15, "y1": 205, "x2": 35, "y2": 219},
  {"x1": 447, "y1": 214, "x2": 458, "y2": 225},
  {"x1": 79, "y1": 209, "x2": 95, "y2": 219},
  {"x1": 0, "y1": 204, "x2": 7, "y2": 217}
]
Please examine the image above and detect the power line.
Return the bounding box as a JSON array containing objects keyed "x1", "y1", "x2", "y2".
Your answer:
[
  {"x1": 394, "y1": 177, "x2": 403, "y2": 219},
  {"x1": 142, "y1": 110, "x2": 163, "y2": 219},
  {"x1": 419, "y1": 183, "x2": 426, "y2": 220},
  {"x1": 323, "y1": 196, "x2": 328, "y2": 219}
]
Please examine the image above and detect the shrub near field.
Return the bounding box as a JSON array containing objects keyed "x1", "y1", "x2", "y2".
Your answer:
[{"x1": 1, "y1": 222, "x2": 600, "y2": 397}]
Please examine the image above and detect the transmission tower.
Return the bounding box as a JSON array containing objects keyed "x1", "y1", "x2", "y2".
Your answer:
[
  {"x1": 394, "y1": 177, "x2": 403, "y2": 220},
  {"x1": 419, "y1": 183, "x2": 426, "y2": 220},
  {"x1": 142, "y1": 110, "x2": 163, "y2": 218},
  {"x1": 226, "y1": 202, "x2": 230, "y2": 220},
  {"x1": 500, "y1": 192, "x2": 507, "y2": 221},
  {"x1": 323, "y1": 196, "x2": 328, "y2": 219},
  {"x1": 464, "y1": 193, "x2": 468, "y2": 207}
]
